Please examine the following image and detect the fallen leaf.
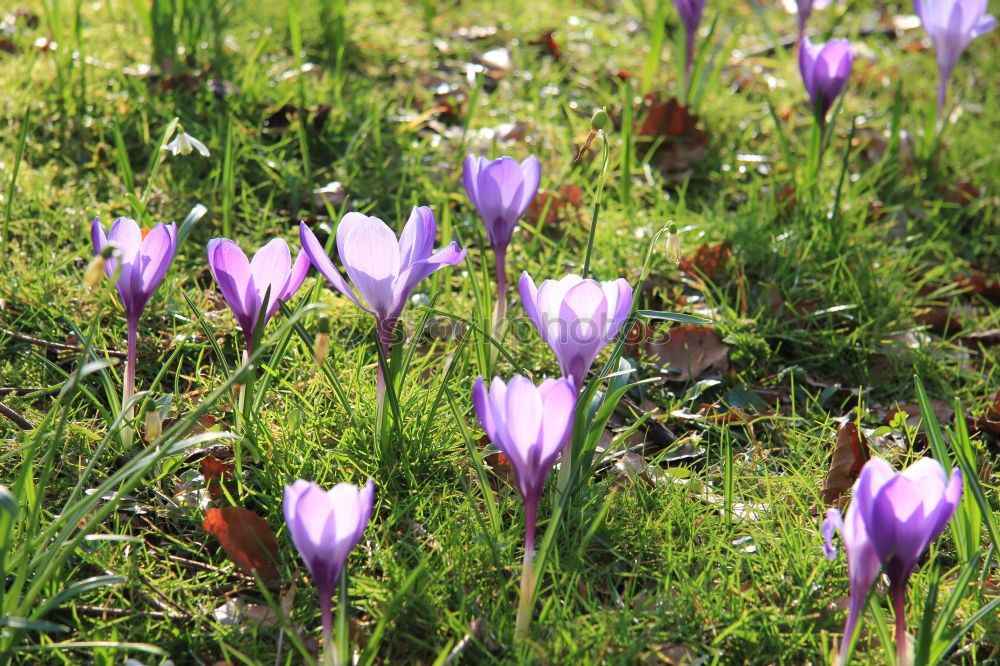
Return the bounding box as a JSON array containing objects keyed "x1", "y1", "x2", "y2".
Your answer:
[
  {"x1": 647, "y1": 325, "x2": 730, "y2": 382},
  {"x1": 203, "y1": 507, "x2": 281, "y2": 583},
  {"x1": 201, "y1": 455, "x2": 236, "y2": 498},
  {"x1": 636, "y1": 95, "x2": 708, "y2": 181},
  {"x1": 821, "y1": 422, "x2": 870, "y2": 506},
  {"x1": 679, "y1": 242, "x2": 730, "y2": 282}
]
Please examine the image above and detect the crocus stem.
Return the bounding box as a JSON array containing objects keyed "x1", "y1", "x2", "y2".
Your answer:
[
  {"x1": 936, "y1": 77, "x2": 946, "y2": 127},
  {"x1": 121, "y1": 316, "x2": 138, "y2": 448},
  {"x1": 837, "y1": 593, "x2": 865, "y2": 665},
  {"x1": 375, "y1": 320, "x2": 395, "y2": 460},
  {"x1": 682, "y1": 33, "x2": 694, "y2": 106},
  {"x1": 582, "y1": 132, "x2": 610, "y2": 278},
  {"x1": 320, "y1": 584, "x2": 339, "y2": 666},
  {"x1": 491, "y1": 249, "x2": 507, "y2": 350},
  {"x1": 893, "y1": 583, "x2": 910, "y2": 666},
  {"x1": 514, "y1": 497, "x2": 538, "y2": 641}
]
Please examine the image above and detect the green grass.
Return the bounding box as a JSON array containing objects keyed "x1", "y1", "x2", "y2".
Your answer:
[{"x1": 1, "y1": 0, "x2": 999, "y2": 663}]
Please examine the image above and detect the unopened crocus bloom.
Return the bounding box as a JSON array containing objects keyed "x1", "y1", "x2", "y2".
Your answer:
[
  {"x1": 672, "y1": 0, "x2": 707, "y2": 97},
  {"x1": 284, "y1": 478, "x2": 375, "y2": 650},
  {"x1": 300, "y1": 207, "x2": 465, "y2": 382},
  {"x1": 824, "y1": 456, "x2": 962, "y2": 664},
  {"x1": 914, "y1": 0, "x2": 995, "y2": 114},
  {"x1": 799, "y1": 36, "x2": 854, "y2": 124},
  {"x1": 207, "y1": 238, "x2": 309, "y2": 353},
  {"x1": 472, "y1": 375, "x2": 576, "y2": 639},
  {"x1": 91, "y1": 216, "x2": 177, "y2": 410},
  {"x1": 463, "y1": 155, "x2": 540, "y2": 320},
  {"x1": 792, "y1": 0, "x2": 843, "y2": 41},
  {"x1": 519, "y1": 272, "x2": 633, "y2": 391}
]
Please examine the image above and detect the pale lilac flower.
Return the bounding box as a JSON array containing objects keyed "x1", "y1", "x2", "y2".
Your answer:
[
  {"x1": 824, "y1": 456, "x2": 962, "y2": 664},
  {"x1": 472, "y1": 374, "x2": 576, "y2": 638},
  {"x1": 300, "y1": 207, "x2": 466, "y2": 354},
  {"x1": 914, "y1": 0, "x2": 995, "y2": 113},
  {"x1": 519, "y1": 272, "x2": 633, "y2": 391},
  {"x1": 463, "y1": 155, "x2": 540, "y2": 310},
  {"x1": 799, "y1": 36, "x2": 854, "y2": 122},
  {"x1": 207, "y1": 238, "x2": 309, "y2": 352},
  {"x1": 283, "y1": 478, "x2": 375, "y2": 643},
  {"x1": 91, "y1": 216, "x2": 177, "y2": 406}
]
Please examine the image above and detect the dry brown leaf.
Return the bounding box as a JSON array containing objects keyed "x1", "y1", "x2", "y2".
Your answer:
[
  {"x1": 648, "y1": 326, "x2": 730, "y2": 382},
  {"x1": 636, "y1": 95, "x2": 708, "y2": 180},
  {"x1": 203, "y1": 507, "x2": 281, "y2": 583},
  {"x1": 821, "y1": 422, "x2": 871, "y2": 506},
  {"x1": 679, "y1": 242, "x2": 730, "y2": 282}
]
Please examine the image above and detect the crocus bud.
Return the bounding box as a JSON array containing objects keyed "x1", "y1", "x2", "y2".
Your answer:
[
  {"x1": 590, "y1": 107, "x2": 610, "y2": 131},
  {"x1": 313, "y1": 314, "x2": 331, "y2": 370},
  {"x1": 665, "y1": 222, "x2": 680, "y2": 264},
  {"x1": 144, "y1": 406, "x2": 162, "y2": 443}
]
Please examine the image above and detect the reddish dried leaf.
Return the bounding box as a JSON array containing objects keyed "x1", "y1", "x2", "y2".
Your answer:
[
  {"x1": 203, "y1": 507, "x2": 281, "y2": 582},
  {"x1": 647, "y1": 325, "x2": 730, "y2": 382},
  {"x1": 679, "y1": 242, "x2": 730, "y2": 281},
  {"x1": 821, "y1": 422, "x2": 871, "y2": 506},
  {"x1": 636, "y1": 95, "x2": 708, "y2": 178},
  {"x1": 201, "y1": 455, "x2": 236, "y2": 498},
  {"x1": 484, "y1": 451, "x2": 516, "y2": 488},
  {"x1": 525, "y1": 184, "x2": 584, "y2": 226}
]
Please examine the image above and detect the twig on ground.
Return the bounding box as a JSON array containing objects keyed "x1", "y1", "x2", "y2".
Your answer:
[
  {"x1": 0, "y1": 400, "x2": 34, "y2": 429},
  {"x1": 0, "y1": 326, "x2": 128, "y2": 359}
]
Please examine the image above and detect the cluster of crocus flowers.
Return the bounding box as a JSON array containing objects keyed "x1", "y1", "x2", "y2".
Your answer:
[
  {"x1": 300, "y1": 207, "x2": 465, "y2": 373},
  {"x1": 207, "y1": 237, "x2": 309, "y2": 354},
  {"x1": 798, "y1": 36, "x2": 854, "y2": 127},
  {"x1": 284, "y1": 479, "x2": 375, "y2": 661},
  {"x1": 91, "y1": 217, "x2": 177, "y2": 433},
  {"x1": 672, "y1": 0, "x2": 707, "y2": 100},
  {"x1": 462, "y1": 155, "x2": 540, "y2": 326},
  {"x1": 519, "y1": 272, "x2": 633, "y2": 392},
  {"x1": 823, "y1": 456, "x2": 962, "y2": 665},
  {"x1": 472, "y1": 375, "x2": 576, "y2": 639},
  {"x1": 913, "y1": 0, "x2": 995, "y2": 115}
]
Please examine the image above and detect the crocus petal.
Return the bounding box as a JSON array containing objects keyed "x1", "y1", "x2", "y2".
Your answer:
[
  {"x1": 538, "y1": 377, "x2": 576, "y2": 460},
  {"x1": 517, "y1": 156, "x2": 542, "y2": 215},
  {"x1": 823, "y1": 508, "x2": 844, "y2": 560},
  {"x1": 519, "y1": 272, "x2": 544, "y2": 340},
  {"x1": 392, "y1": 241, "x2": 467, "y2": 317},
  {"x1": 130, "y1": 221, "x2": 176, "y2": 316},
  {"x1": 462, "y1": 155, "x2": 482, "y2": 208},
  {"x1": 208, "y1": 238, "x2": 255, "y2": 336},
  {"x1": 91, "y1": 217, "x2": 114, "y2": 278},
  {"x1": 300, "y1": 222, "x2": 369, "y2": 313},
  {"x1": 281, "y1": 250, "x2": 311, "y2": 303},
  {"x1": 398, "y1": 206, "x2": 437, "y2": 268},
  {"x1": 250, "y1": 238, "x2": 293, "y2": 317},
  {"x1": 336, "y1": 213, "x2": 401, "y2": 319},
  {"x1": 505, "y1": 375, "x2": 545, "y2": 458}
]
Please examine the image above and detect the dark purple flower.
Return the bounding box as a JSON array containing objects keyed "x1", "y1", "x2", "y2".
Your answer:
[
  {"x1": 283, "y1": 478, "x2": 375, "y2": 641},
  {"x1": 824, "y1": 456, "x2": 962, "y2": 664},
  {"x1": 914, "y1": 0, "x2": 995, "y2": 113},
  {"x1": 672, "y1": 0, "x2": 707, "y2": 91},
  {"x1": 793, "y1": 0, "x2": 841, "y2": 40},
  {"x1": 519, "y1": 272, "x2": 633, "y2": 391},
  {"x1": 463, "y1": 155, "x2": 539, "y2": 310},
  {"x1": 207, "y1": 237, "x2": 309, "y2": 352},
  {"x1": 799, "y1": 36, "x2": 854, "y2": 120}
]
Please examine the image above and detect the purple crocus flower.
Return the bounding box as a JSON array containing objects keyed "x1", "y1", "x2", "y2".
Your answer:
[
  {"x1": 914, "y1": 0, "x2": 995, "y2": 114},
  {"x1": 672, "y1": 0, "x2": 707, "y2": 96},
  {"x1": 793, "y1": 0, "x2": 842, "y2": 41},
  {"x1": 472, "y1": 374, "x2": 576, "y2": 638},
  {"x1": 519, "y1": 272, "x2": 633, "y2": 391},
  {"x1": 799, "y1": 36, "x2": 854, "y2": 123},
  {"x1": 824, "y1": 456, "x2": 962, "y2": 664},
  {"x1": 91, "y1": 216, "x2": 177, "y2": 409},
  {"x1": 283, "y1": 478, "x2": 375, "y2": 646},
  {"x1": 822, "y1": 503, "x2": 882, "y2": 664},
  {"x1": 207, "y1": 238, "x2": 310, "y2": 353},
  {"x1": 463, "y1": 155, "x2": 540, "y2": 317},
  {"x1": 301, "y1": 207, "x2": 466, "y2": 355}
]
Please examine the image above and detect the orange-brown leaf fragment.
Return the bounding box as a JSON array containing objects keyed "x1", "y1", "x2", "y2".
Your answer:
[
  {"x1": 203, "y1": 507, "x2": 281, "y2": 582},
  {"x1": 201, "y1": 455, "x2": 235, "y2": 498},
  {"x1": 647, "y1": 325, "x2": 730, "y2": 382},
  {"x1": 821, "y1": 422, "x2": 870, "y2": 506}
]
